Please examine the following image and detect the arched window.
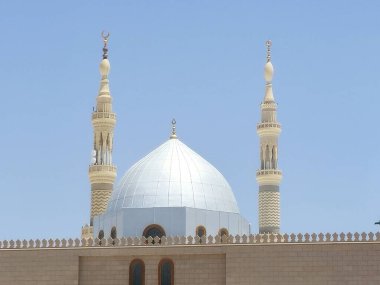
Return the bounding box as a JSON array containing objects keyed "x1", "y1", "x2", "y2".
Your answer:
[
  {"x1": 219, "y1": 228, "x2": 229, "y2": 237},
  {"x1": 98, "y1": 230, "x2": 104, "y2": 240},
  {"x1": 129, "y1": 259, "x2": 145, "y2": 285},
  {"x1": 111, "y1": 226, "x2": 117, "y2": 239},
  {"x1": 158, "y1": 258, "x2": 174, "y2": 285},
  {"x1": 195, "y1": 226, "x2": 206, "y2": 237},
  {"x1": 143, "y1": 224, "x2": 166, "y2": 239}
]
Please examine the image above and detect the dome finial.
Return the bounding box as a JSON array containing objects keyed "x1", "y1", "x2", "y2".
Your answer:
[
  {"x1": 170, "y1": 118, "x2": 177, "y2": 139},
  {"x1": 266, "y1": 40, "x2": 272, "y2": 63},
  {"x1": 101, "y1": 31, "x2": 110, "y2": 59}
]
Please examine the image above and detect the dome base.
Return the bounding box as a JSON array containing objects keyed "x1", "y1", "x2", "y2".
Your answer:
[{"x1": 93, "y1": 207, "x2": 251, "y2": 239}]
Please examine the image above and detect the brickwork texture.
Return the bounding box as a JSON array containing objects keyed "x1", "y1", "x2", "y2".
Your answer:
[{"x1": 0, "y1": 242, "x2": 379, "y2": 284}]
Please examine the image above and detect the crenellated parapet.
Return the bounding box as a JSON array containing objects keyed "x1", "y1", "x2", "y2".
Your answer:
[{"x1": 2, "y1": 232, "x2": 380, "y2": 249}]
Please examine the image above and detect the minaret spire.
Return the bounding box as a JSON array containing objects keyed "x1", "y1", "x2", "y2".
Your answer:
[
  {"x1": 256, "y1": 40, "x2": 282, "y2": 234},
  {"x1": 82, "y1": 32, "x2": 117, "y2": 239}
]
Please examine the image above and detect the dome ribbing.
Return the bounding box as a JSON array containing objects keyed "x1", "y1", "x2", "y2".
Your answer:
[{"x1": 107, "y1": 138, "x2": 240, "y2": 214}]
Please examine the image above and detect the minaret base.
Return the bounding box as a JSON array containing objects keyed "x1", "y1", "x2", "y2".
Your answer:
[
  {"x1": 259, "y1": 226, "x2": 280, "y2": 234},
  {"x1": 81, "y1": 225, "x2": 94, "y2": 239},
  {"x1": 258, "y1": 185, "x2": 280, "y2": 234},
  {"x1": 91, "y1": 188, "x2": 113, "y2": 224}
]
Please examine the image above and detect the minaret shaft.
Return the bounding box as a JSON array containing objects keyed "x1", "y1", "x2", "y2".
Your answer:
[
  {"x1": 89, "y1": 67, "x2": 116, "y2": 225},
  {"x1": 256, "y1": 41, "x2": 282, "y2": 234}
]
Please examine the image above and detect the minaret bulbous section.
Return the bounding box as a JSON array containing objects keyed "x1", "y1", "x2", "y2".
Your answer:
[
  {"x1": 82, "y1": 34, "x2": 116, "y2": 239},
  {"x1": 256, "y1": 41, "x2": 282, "y2": 234}
]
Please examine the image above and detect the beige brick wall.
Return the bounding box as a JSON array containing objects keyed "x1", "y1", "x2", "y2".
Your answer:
[
  {"x1": 79, "y1": 251, "x2": 225, "y2": 285},
  {"x1": 0, "y1": 242, "x2": 379, "y2": 284},
  {"x1": 225, "y1": 243, "x2": 380, "y2": 285},
  {"x1": 79, "y1": 256, "x2": 128, "y2": 285},
  {"x1": 0, "y1": 249, "x2": 78, "y2": 285}
]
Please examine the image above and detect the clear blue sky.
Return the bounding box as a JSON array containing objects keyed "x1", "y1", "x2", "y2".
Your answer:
[{"x1": 0, "y1": 0, "x2": 379, "y2": 239}]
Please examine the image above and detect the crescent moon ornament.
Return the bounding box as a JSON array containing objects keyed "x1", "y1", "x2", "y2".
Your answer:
[
  {"x1": 101, "y1": 31, "x2": 110, "y2": 42},
  {"x1": 101, "y1": 31, "x2": 110, "y2": 59}
]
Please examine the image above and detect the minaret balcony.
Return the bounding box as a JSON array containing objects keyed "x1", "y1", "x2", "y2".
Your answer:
[
  {"x1": 257, "y1": 122, "x2": 281, "y2": 136},
  {"x1": 88, "y1": 164, "x2": 117, "y2": 184},
  {"x1": 260, "y1": 102, "x2": 277, "y2": 110},
  {"x1": 256, "y1": 169, "x2": 282, "y2": 176},
  {"x1": 257, "y1": 122, "x2": 281, "y2": 129},
  {"x1": 89, "y1": 164, "x2": 117, "y2": 172},
  {"x1": 92, "y1": 112, "x2": 116, "y2": 120},
  {"x1": 92, "y1": 112, "x2": 116, "y2": 128},
  {"x1": 256, "y1": 169, "x2": 282, "y2": 185}
]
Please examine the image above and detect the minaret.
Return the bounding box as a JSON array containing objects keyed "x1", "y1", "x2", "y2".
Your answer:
[
  {"x1": 82, "y1": 32, "x2": 117, "y2": 239},
  {"x1": 256, "y1": 40, "x2": 282, "y2": 234}
]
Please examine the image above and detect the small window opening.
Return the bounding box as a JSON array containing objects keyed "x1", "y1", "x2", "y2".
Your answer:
[
  {"x1": 98, "y1": 230, "x2": 105, "y2": 239},
  {"x1": 129, "y1": 259, "x2": 145, "y2": 285},
  {"x1": 196, "y1": 226, "x2": 206, "y2": 238},
  {"x1": 111, "y1": 226, "x2": 117, "y2": 239},
  {"x1": 159, "y1": 258, "x2": 174, "y2": 285},
  {"x1": 219, "y1": 228, "x2": 229, "y2": 238},
  {"x1": 143, "y1": 224, "x2": 166, "y2": 239}
]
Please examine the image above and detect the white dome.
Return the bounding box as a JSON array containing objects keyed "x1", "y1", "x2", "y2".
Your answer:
[{"x1": 107, "y1": 138, "x2": 240, "y2": 214}]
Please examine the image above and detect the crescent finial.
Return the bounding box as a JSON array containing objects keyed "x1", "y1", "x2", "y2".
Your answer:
[
  {"x1": 101, "y1": 31, "x2": 110, "y2": 41},
  {"x1": 266, "y1": 40, "x2": 272, "y2": 62},
  {"x1": 170, "y1": 118, "x2": 177, "y2": 139},
  {"x1": 101, "y1": 31, "x2": 110, "y2": 59}
]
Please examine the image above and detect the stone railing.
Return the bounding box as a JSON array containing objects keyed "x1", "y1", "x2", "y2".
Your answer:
[
  {"x1": 0, "y1": 232, "x2": 379, "y2": 249},
  {"x1": 88, "y1": 165, "x2": 117, "y2": 173},
  {"x1": 92, "y1": 112, "x2": 116, "y2": 120},
  {"x1": 261, "y1": 102, "x2": 277, "y2": 109},
  {"x1": 256, "y1": 169, "x2": 282, "y2": 176},
  {"x1": 257, "y1": 122, "x2": 281, "y2": 130}
]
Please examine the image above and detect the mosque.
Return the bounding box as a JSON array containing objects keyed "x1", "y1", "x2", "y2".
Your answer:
[
  {"x1": 91, "y1": 127, "x2": 251, "y2": 239},
  {"x1": 82, "y1": 37, "x2": 279, "y2": 241},
  {"x1": 0, "y1": 36, "x2": 379, "y2": 285}
]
